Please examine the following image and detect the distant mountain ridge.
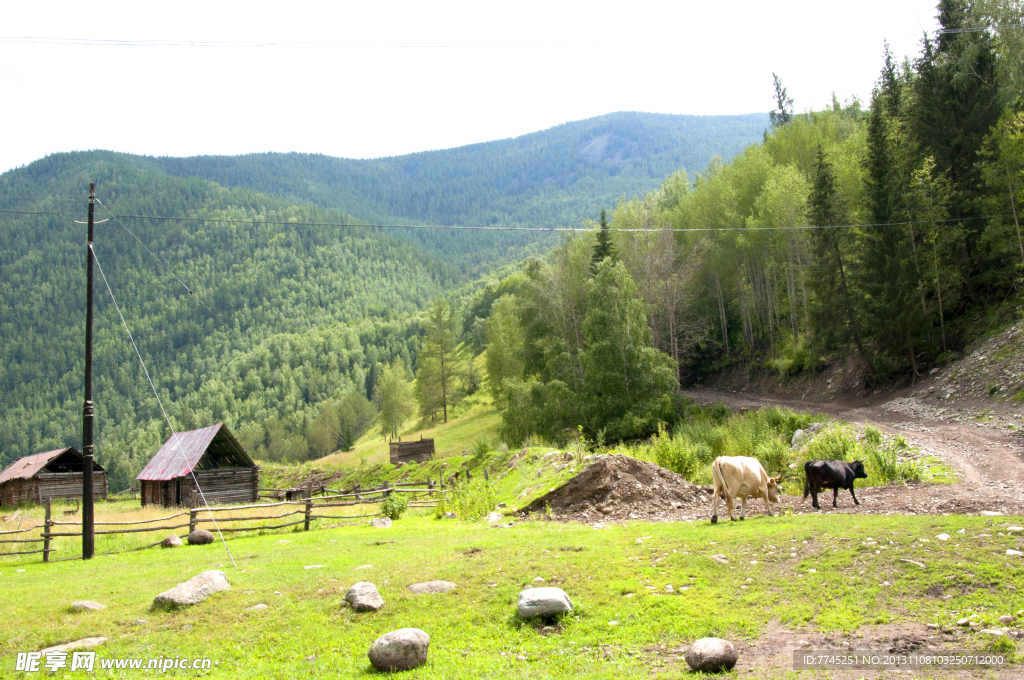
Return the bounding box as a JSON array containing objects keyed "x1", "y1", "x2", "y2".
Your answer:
[{"x1": 141, "y1": 111, "x2": 769, "y2": 229}]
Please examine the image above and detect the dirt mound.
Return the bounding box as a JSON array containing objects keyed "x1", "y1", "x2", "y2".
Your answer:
[{"x1": 521, "y1": 455, "x2": 713, "y2": 522}]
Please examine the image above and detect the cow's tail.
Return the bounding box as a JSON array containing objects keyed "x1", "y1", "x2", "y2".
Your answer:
[{"x1": 711, "y1": 458, "x2": 729, "y2": 499}]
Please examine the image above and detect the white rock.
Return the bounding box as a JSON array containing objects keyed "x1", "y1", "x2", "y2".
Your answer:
[
  {"x1": 160, "y1": 535, "x2": 182, "y2": 548},
  {"x1": 685, "y1": 637, "x2": 738, "y2": 673},
  {"x1": 245, "y1": 604, "x2": 268, "y2": 611},
  {"x1": 533, "y1": 576, "x2": 545, "y2": 583},
  {"x1": 936, "y1": 534, "x2": 950, "y2": 541},
  {"x1": 344, "y1": 582, "x2": 384, "y2": 612},
  {"x1": 407, "y1": 581, "x2": 456, "y2": 595},
  {"x1": 368, "y1": 628, "x2": 429, "y2": 671},
  {"x1": 980, "y1": 511, "x2": 1004, "y2": 516},
  {"x1": 304, "y1": 565, "x2": 324, "y2": 570},
  {"x1": 70, "y1": 601, "x2": 106, "y2": 612},
  {"x1": 371, "y1": 517, "x2": 392, "y2": 528},
  {"x1": 710, "y1": 554, "x2": 729, "y2": 564},
  {"x1": 1007, "y1": 549, "x2": 1023, "y2": 557},
  {"x1": 151, "y1": 570, "x2": 229, "y2": 610},
  {"x1": 353, "y1": 564, "x2": 373, "y2": 570},
  {"x1": 791, "y1": 430, "x2": 807, "y2": 447},
  {"x1": 517, "y1": 587, "x2": 572, "y2": 618},
  {"x1": 1007, "y1": 527, "x2": 1023, "y2": 533},
  {"x1": 40, "y1": 638, "x2": 108, "y2": 655}
]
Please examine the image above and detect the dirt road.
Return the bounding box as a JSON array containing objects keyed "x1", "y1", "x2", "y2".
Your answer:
[{"x1": 683, "y1": 386, "x2": 1024, "y2": 517}]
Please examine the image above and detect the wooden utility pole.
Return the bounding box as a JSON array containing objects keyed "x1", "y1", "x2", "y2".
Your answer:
[{"x1": 82, "y1": 183, "x2": 95, "y2": 560}]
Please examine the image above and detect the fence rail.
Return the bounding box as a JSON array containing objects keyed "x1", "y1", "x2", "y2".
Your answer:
[{"x1": 5, "y1": 477, "x2": 454, "y2": 565}]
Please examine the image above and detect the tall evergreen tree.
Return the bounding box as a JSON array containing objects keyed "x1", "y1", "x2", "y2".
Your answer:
[
  {"x1": 591, "y1": 209, "x2": 615, "y2": 273},
  {"x1": 417, "y1": 297, "x2": 461, "y2": 423},
  {"x1": 769, "y1": 73, "x2": 795, "y2": 128}
]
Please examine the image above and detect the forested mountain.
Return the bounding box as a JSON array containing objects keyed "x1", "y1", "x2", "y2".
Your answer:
[{"x1": 0, "y1": 153, "x2": 467, "y2": 491}]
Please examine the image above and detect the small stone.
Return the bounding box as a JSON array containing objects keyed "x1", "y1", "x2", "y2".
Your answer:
[
  {"x1": 1006, "y1": 549, "x2": 1023, "y2": 557},
  {"x1": 808, "y1": 569, "x2": 817, "y2": 574},
  {"x1": 517, "y1": 588, "x2": 572, "y2": 618},
  {"x1": 151, "y1": 570, "x2": 230, "y2": 610},
  {"x1": 160, "y1": 535, "x2": 182, "y2": 548},
  {"x1": 710, "y1": 554, "x2": 729, "y2": 564},
  {"x1": 958, "y1": 528, "x2": 966, "y2": 534},
  {"x1": 407, "y1": 581, "x2": 457, "y2": 595},
  {"x1": 608, "y1": 621, "x2": 619, "y2": 626},
  {"x1": 685, "y1": 637, "x2": 738, "y2": 673},
  {"x1": 368, "y1": 628, "x2": 429, "y2": 671},
  {"x1": 927, "y1": 623, "x2": 939, "y2": 630},
  {"x1": 497, "y1": 502, "x2": 507, "y2": 508},
  {"x1": 980, "y1": 511, "x2": 1004, "y2": 517},
  {"x1": 353, "y1": 564, "x2": 373, "y2": 570},
  {"x1": 665, "y1": 585, "x2": 674, "y2": 593},
  {"x1": 980, "y1": 629, "x2": 1007, "y2": 637},
  {"x1": 534, "y1": 577, "x2": 545, "y2": 583},
  {"x1": 957, "y1": 618, "x2": 970, "y2": 626},
  {"x1": 70, "y1": 601, "x2": 106, "y2": 612},
  {"x1": 371, "y1": 517, "x2": 392, "y2": 528},
  {"x1": 246, "y1": 604, "x2": 268, "y2": 611},
  {"x1": 187, "y1": 529, "x2": 215, "y2": 545},
  {"x1": 303, "y1": 655, "x2": 316, "y2": 662},
  {"x1": 442, "y1": 512, "x2": 456, "y2": 519},
  {"x1": 303, "y1": 565, "x2": 324, "y2": 570},
  {"x1": 750, "y1": 560, "x2": 758, "y2": 565},
  {"x1": 39, "y1": 637, "x2": 108, "y2": 655},
  {"x1": 344, "y1": 582, "x2": 384, "y2": 612},
  {"x1": 182, "y1": 624, "x2": 193, "y2": 631},
  {"x1": 276, "y1": 539, "x2": 291, "y2": 544},
  {"x1": 131, "y1": 619, "x2": 148, "y2": 625},
  {"x1": 936, "y1": 533, "x2": 950, "y2": 541},
  {"x1": 998, "y1": 615, "x2": 1017, "y2": 625},
  {"x1": 1007, "y1": 526, "x2": 1024, "y2": 532}
]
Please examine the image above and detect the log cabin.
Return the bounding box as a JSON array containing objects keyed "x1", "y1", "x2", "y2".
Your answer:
[
  {"x1": 137, "y1": 423, "x2": 259, "y2": 508},
  {"x1": 0, "y1": 447, "x2": 108, "y2": 507}
]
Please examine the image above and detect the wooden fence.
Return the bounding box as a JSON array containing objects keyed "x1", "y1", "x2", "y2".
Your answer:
[{"x1": 1, "y1": 481, "x2": 450, "y2": 565}]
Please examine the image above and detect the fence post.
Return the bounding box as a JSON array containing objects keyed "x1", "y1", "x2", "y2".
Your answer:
[
  {"x1": 304, "y1": 497, "x2": 312, "y2": 531},
  {"x1": 428, "y1": 479, "x2": 434, "y2": 498},
  {"x1": 43, "y1": 498, "x2": 51, "y2": 563},
  {"x1": 382, "y1": 480, "x2": 390, "y2": 499},
  {"x1": 466, "y1": 469, "x2": 472, "y2": 482},
  {"x1": 484, "y1": 468, "x2": 489, "y2": 482},
  {"x1": 306, "y1": 481, "x2": 312, "y2": 500}
]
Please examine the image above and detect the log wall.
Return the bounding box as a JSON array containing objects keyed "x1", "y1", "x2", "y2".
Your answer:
[
  {"x1": 1, "y1": 474, "x2": 107, "y2": 507},
  {"x1": 389, "y1": 439, "x2": 435, "y2": 465},
  {"x1": 141, "y1": 467, "x2": 259, "y2": 507}
]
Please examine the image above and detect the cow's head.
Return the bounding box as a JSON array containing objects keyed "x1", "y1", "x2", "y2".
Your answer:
[
  {"x1": 766, "y1": 476, "x2": 781, "y2": 504},
  {"x1": 851, "y1": 460, "x2": 868, "y2": 479}
]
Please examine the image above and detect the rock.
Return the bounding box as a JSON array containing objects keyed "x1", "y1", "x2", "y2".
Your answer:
[
  {"x1": 353, "y1": 564, "x2": 373, "y2": 570},
  {"x1": 930, "y1": 367, "x2": 940, "y2": 375},
  {"x1": 980, "y1": 628, "x2": 1007, "y2": 637},
  {"x1": 442, "y1": 512, "x2": 456, "y2": 519},
  {"x1": 685, "y1": 637, "x2": 738, "y2": 673},
  {"x1": 980, "y1": 511, "x2": 1004, "y2": 517},
  {"x1": 367, "y1": 628, "x2": 429, "y2": 671},
  {"x1": 998, "y1": 615, "x2": 1017, "y2": 625},
  {"x1": 303, "y1": 565, "x2": 324, "y2": 570},
  {"x1": 131, "y1": 619, "x2": 148, "y2": 625},
  {"x1": 497, "y1": 502, "x2": 507, "y2": 509},
  {"x1": 303, "y1": 655, "x2": 316, "y2": 662},
  {"x1": 407, "y1": 581, "x2": 457, "y2": 595},
  {"x1": 517, "y1": 587, "x2": 572, "y2": 618},
  {"x1": 160, "y1": 535, "x2": 182, "y2": 548},
  {"x1": 957, "y1": 618, "x2": 970, "y2": 626},
  {"x1": 534, "y1": 576, "x2": 545, "y2": 583},
  {"x1": 371, "y1": 517, "x2": 392, "y2": 528},
  {"x1": 344, "y1": 582, "x2": 384, "y2": 612},
  {"x1": 791, "y1": 430, "x2": 807, "y2": 447},
  {"x1": 70, "y1": 601, "x2": 106, "y2": 612},
  {"x1": 40, "y1": 637, "x2": 108, "y2": 655},
  {"x1": 710, "y1": 554, "x2": 729, "y2": 565},
  {"x1": 936, "y1": 533, "x2": 950, "y2": 541},
  {"x1": 187, "y1": 529, "x2": 215, "y2": 545},
  {"x1": 1006, "y1": 549, "x2": 1023, "y2": 557},
  {"x1": 1007, "y1": 526, "x2": 1024, "y2": 532},
  {"x1": 151, "y1": 570, "x2": 230, "y2": 610},
  {"x1": 246, "y1": 604, "x2": 268, "y2": 611}
]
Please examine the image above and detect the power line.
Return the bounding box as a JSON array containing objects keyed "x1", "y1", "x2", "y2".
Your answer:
[
  {"x1": 90, "y1": 244, "x2": 236, "y2": 569},
  {"x1": 0, "y1": 36, "x2": 534, "y2": 48},
  {"x1": 0, "y1": 208, "x2": 76, "y2": 221}
]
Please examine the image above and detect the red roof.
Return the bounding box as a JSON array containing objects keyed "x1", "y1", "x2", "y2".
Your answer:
[
  {"x1": 136, "y1": 424, "x2": 223, "y2": 481},
  {"x1": 0, "y1": 448, "x2": 80, "y2": 484}
]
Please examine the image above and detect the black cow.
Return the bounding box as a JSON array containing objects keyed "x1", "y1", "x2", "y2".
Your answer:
[{"x1": 802, "y1": 459, "x2": 867, "y2": 509}]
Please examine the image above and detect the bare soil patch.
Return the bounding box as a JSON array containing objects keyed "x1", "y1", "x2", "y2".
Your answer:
[{"x1": 520, "y1": 455, "x2": 713, "y2": 522}]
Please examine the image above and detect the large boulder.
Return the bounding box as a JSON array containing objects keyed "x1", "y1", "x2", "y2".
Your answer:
[
  {"x1": 344, "y1": 582, "x2": 384, "y2": 612},
  {"x1": 371, "y1": 517, "x2": 392, "y2": 528},
  {"x1": 685, "y1": 637, "x2": 738, "y2": 673},
  {"x1": 407, "y1": 581, "x2": 457, "y2": 595},
  {"x1": 517, "y1": 588, "x2": 572, "y2": 618},
  {"x1": 161, "y1": 535, "x2": 182, "y2": 548},
  {"x1": 368, "y1": 628, "x2": 429, "y2": 671},
  {"x1": 791, "y1": 429, "x2": 807, "y2": 447},
  {"x1": 187, "y1": 529, "x2": 215, "y2": 545},
  {"x1": 151, "y1": 570, "x2": 230, "y2": 611}
]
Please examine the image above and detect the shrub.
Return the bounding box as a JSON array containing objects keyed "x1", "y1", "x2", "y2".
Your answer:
[
  {"x1": 864, "y1": 424, "x2": 883, "y2": 445},
  {"x1": 380, "y1": 492, "x2": 409, "y2": 520},
  {"x1": 754, "y1": 436, "x2": 790, "y2": 477},
  {"x1": 802, "y1": 423, "x2": 858, "y2": 462},
  {"x1": 449, "y1": 479, "x2": 498, "y2": 520},
  {"x1": 865, "y1": 437, "x2": 923, "y2": 484},
  {"x1": 471, "y1": 437, "x2": 492, "y2": 458}
]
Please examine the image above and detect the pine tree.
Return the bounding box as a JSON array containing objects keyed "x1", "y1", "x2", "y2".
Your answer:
[
  {"x1": 591, "y1": 209, "x2": 614, "y2": 273},
  {"x1": 417, "y1": 297, "x2": 461, "y2": 423},
  {"x1": 769, "y1": 73, "x2": 794, "y2": 128}
]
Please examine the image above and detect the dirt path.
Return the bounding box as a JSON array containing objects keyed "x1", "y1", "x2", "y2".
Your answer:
[{"x1": 683, "y1": 387, "x2": 1024, "y2": 518}]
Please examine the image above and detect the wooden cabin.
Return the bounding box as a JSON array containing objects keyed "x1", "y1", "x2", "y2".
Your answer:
[
  {"x1": 389, "y1": 436, "x2": 435, "y2": 465},
  {"x1": 0, "y1": 447, "x2": 108, "y2": 507},
  {"x1": 137, "y1": 423, "x2": 259, "y2": 508}
]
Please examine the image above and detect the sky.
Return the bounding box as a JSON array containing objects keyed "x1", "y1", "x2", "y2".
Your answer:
[{"x1": 1, "y1": 0, "x2": 941, "y2": 173}]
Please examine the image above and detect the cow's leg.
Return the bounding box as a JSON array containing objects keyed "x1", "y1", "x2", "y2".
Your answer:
[
  {"x1": 849, "y1": 486, "x2": 860, "y2": 506},
  {"x1": 739, "y1": 495, "x2": 747, "y2": 520},
  {"x1": 810, "y1": 485, "x2": 820, "y2": 510},
  {"x1": 726, "y1": 495, "x2": 736, "y2": 521},
  {"x1": 764, "y1": 492, "x2": 774, "y2": 517},
  {"x1": 832, "y1": 487, "x2": 839, "y2": 508},
  {"x1": 711, "y1": 484, "x2": 720, "y2": 524}
]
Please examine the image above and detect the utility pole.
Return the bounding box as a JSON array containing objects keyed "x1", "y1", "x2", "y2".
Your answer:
[{"x1": 82, "y1": 183, "x2": 95, "y2": 560}]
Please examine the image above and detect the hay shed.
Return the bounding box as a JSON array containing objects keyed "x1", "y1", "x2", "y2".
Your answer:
[
  {"x1": 389, "y1": 436, "x2": 435, "y2": 465},
  {"x1": 0, "y1": 447, "x2": 108, "y2": 507},
  {"x1": 137, "y1": 423, "x2": 259, "y2": 507}
]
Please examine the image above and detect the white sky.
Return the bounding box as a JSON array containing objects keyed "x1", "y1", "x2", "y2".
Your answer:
[{"x1": 1, "y1": 0, "x2": 940, "y2": 173}]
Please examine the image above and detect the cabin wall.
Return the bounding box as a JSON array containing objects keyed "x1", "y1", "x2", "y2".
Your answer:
[
  {"x1": 389, "y1": 439, "x2": 434, "y2": 465},
  {"x1": 0, "y1": 479, "x2": 33, "y2": 507},
  {"x1": 36, "y1": 472, "x2": 108, "y2": 503},
  {"x1": 141, "y1": 467, "x2": 259, "y2": 508}
]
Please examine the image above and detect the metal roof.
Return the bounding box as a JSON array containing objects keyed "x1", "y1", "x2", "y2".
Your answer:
[
  {"x1": 136, "y1": 423, "x2": 252, "y2": 481},
  {"x1": 0, "y1": 447, "x2": 83, "y2": 484}
]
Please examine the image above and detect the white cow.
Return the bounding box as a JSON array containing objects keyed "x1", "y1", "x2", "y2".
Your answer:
[{"x1": 710, "y1": 456, "x2": 780, "y2": 524}]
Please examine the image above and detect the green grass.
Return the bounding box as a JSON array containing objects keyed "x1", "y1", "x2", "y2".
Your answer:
[{"x1": 3, "y1": 513, "x2": 1023, "y2": 678}]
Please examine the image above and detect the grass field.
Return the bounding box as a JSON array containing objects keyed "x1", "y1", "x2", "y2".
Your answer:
[{"x1": 3, "y1": 511, "x2": 1023, "y2": 678}]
